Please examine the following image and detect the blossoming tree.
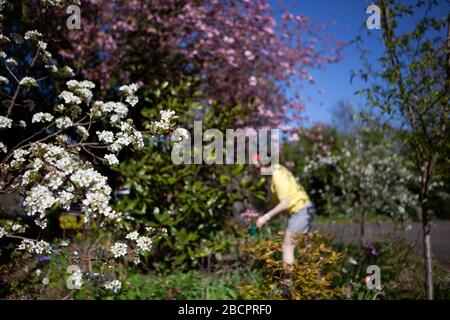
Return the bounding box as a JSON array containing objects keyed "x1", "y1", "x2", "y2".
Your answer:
[
  {"x1": 357, "y1": 0, "x2": 449, "y2": 299},
  {"x1": 0, "y1": 0, "x2": 177, "y2": 293},
  {"x1": 285, "y1": 124, "x2": 422, "y2": 244},
  {"x1": 48, "y1": 0, "x2": 343, "y2": 129}
]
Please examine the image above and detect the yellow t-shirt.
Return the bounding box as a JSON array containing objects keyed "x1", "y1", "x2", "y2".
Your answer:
[{"x1": 270, "y1": 164, "x2": 309, "y2": 214}]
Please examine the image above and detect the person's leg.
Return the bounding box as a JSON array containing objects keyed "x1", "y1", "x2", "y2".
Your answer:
[
  {"x1": 280, "y1": 231, "x2": 297, "y2": 299},
  {"x1": 280, "y1": 206, "x2": 314, "y2": 298},
  {"x1": 283, "y1": 206, "x2": 313, "y2": 268},
  {"x1": 282, "y1": 231, "x2": 297, "y2": 269}
]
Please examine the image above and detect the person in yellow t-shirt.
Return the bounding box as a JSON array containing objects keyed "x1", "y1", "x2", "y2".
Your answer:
[{"x1": 254, "y1": 157, "x2": 315, "y2": 269}]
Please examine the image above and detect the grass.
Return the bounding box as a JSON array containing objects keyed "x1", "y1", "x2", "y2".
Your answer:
[{"x1": 113, "y1": 268, "x2": 260, "y2": 300}]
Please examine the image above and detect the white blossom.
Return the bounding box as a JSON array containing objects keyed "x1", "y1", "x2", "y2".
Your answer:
[
  {"x1": 109, "y1": 124, "x2": 144, "y2": 152},
  {"x1": 55, "y1": 116, "x2": 73, "y2": 129},
  {"x1": 59, "y1": 91, "x2": 82, "y2": 105},
  {"x1": 0, "y1": 227, "x2": 6, "y2": 238},
  {"x1": 125, "y1": 95, "x2": 138, "y2": 107},
  {"x1": 119, "y1": 83, "x2": 140, "y2": 107},
  {"x1": 0, "y1": 75, "x2": 9, "y2": 85},
  {"x1": 18, "y1": 239, "x2": 52, "y2": 255},
  {"x1": 42, "y1": 277, "x2": 49, "y2": 286},
  {"x1": 136, "y1": 236, "x2": 152, "y2": 254},
  {"x1": 60, "y1": 66, "x2": 74, "y2": 77},
  {"x1": 58, "y1": 190, "x2": 74, "y2": 210},
  {"x1": 44, "y1": 170, "x2": 65, "y2": 190},
  {"x1": 37, "y1": 41, "x2": 47, "y2": 51},
  {"x1": 0, "y1": 35, "x2": 11, "y2": 43},
  {"x1": 125, "y1": 231, "x2": 139, "y2": 241},
  {"x1": 91, "y1": 101, "x2": 129, "y2": 121},
  {"x1": 32, "y1": 112, "x2": 54, "y2": 124},
  {"x1": 77, "y1": 126, "x2": 89, "y2": 138},
  {"x1": 119, "y1": 83, "x2": 140, "y2": 96},
  {"x1": 45, "y1": 64, "x2": 58, "y2": 73},
  {"x1": 97, "y1": 131, "x2": 114, "y2": 144},
  {"x1": 23, "y1": 185, "x2": 56, "y2": 216},
  {"x1": 0, "y1": 26, "x2": 170, "y2": 278},
  {"x1": 0, "y1": 141, "x2": 6, "y2": 153},
  {"x1": 24, "y1": 30, "x2": 43, "y2": 41},
  {"x1": 19, "y1": 76, "x2": 38, "y2": 88},
  {"x1": 104, "y1": 154, "x2": 119, "y2": 166},
  {"x1": 66, "y1": 80, "x2": 95, "y2": 103},
  {"x1": 35, "y1": 218, "x2": 48, "y2": 229},
  {"x1": 154, "y1": 110, "x2": 176, "y2": 131},
  {"x1": 0, "y1": 116, "x2": 13, "y2": 129},
  {"x1": 104, "y1": 279, "x2": 121, "y2": 293},
  {"x1": 11, "y1": 224, "x2": 23, "y2": 231},
  {"x1": 50, "y1": 105, "x2": 63, "y2": 115},
  {"x1": 110, "y1": 242, "x2": 128, "y2": 258},
  {"x1": 10, "y1": 148, "x2": 30, "y2": 168},
  {"x1": 6, "y1": 58, "x2": 17, "y2": 66}
]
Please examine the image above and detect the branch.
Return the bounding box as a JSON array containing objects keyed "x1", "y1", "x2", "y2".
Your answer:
[{"x1": 379, "y1": 0, "x2": 423, "y2": 164}]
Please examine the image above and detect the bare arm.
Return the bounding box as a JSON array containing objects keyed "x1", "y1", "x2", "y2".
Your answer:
[{"x1": 256, "y1": 198, "x2": 290, "y2": 228}]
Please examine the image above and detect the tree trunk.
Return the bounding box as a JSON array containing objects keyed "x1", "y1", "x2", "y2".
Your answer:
[
  {"x1": 358, "y1": 135, "x2": 366, "y2": 247},
  {"x1": 359, "y1": 203, "x2": 366, "y2": 247},
  {"x1": 420, "y1": 169, "x2": 433, "y2": 299},
  {"x1": 421, "y1": 203, "x2": 433, "y2": 299}
]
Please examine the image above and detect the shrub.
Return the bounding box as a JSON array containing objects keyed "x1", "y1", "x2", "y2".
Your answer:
[{"x1": 241, "y1": 231, "x2": 346, "y2": 299}]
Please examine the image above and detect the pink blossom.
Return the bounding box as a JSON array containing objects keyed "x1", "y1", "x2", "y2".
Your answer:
[
  {"x1": 284, "y1": 161, "x2": 295, "y2": 168},
  {"x1": 244, "y1": 50, "x2": 255, "y2": 61},
  {"x1": 57, "y1": 0, "x2": 342, "y2": 129},
  {"x1": 243, "y1": 127, "x2": 257, "y2": 137},
  {"x1": 279, "y1": 125, "x2": 293, "y2": 131},
  {"x1": 288, "y1": 133, "x2": 300, "y2": 142},
  {"x1": 282, "y1": 13, "x2": 294, "y2": 21},
  {"x1": 240, "y1": 209, "x2": 260, "y2": 222},
  {"x1": 223, "y1": 36, "x2": 235, "y2": 44}
]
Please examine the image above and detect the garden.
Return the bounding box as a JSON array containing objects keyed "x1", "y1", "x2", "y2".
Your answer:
[{"x1": 0, "y1": 0, "x2": 449, "y2": 301}]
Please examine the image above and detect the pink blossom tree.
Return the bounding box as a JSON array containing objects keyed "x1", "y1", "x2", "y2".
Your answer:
[{"x1": 55, "y1": 0, "x2": 343, "y2": 128}]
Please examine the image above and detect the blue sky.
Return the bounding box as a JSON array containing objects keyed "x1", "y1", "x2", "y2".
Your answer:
[{"x1": 271, "y1": 0, "x2": 449, "y2": 126}]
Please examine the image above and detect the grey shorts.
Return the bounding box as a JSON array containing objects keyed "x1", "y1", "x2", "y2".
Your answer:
[{"x1": 286, "y1": 202, "x2": 315, "y2": 233}]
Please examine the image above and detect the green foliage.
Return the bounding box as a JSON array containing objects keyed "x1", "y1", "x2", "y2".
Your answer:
[
  {"x1": 114, "y1": 142, "x2": 265, "y2": 270},
  {"x1": 0, "y1": 251, "x2": 37, "y2": 299},
  {"x1": 356, "y1": 1, "x2": 449, "y2": 297},
  {"x1": 113, "y1": 80, "x2": 266, "y2": 270},
  {"x1": 355, "y1": 0, "x2": 449, "y2": 204},
  {"x1": 113, "y1": 270, "x2": 249, "y2": 300},
  {"x1": 332, "y1": 234, "x2": 450, "y2": 300},
  {"x1": 334, "y1": 236, "x2": 418, "y2": 299},
  {"x1": 434, "y1": 271, "x2": 450, "y2": 300}
]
